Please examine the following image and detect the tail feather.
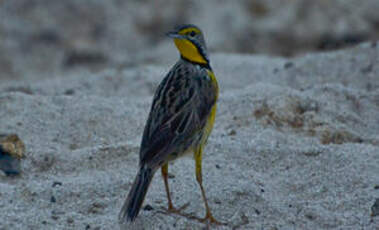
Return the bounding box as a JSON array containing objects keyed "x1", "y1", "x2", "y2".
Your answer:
[{"x1": 118, "y1": 166, "x2": 154, "y2": 223}]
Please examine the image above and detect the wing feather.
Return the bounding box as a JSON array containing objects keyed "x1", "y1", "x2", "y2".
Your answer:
[{"x1": 139, "y1": 63, "x2": 217, "y2": 166}]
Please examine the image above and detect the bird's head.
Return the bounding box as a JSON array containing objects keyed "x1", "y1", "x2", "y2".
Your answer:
[{"x1": 167, "y1": 24, "x2": 209, "y2": 66}]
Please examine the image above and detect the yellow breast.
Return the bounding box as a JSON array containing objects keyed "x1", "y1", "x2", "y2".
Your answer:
[
  {"x1": 204, "y1": 104, "x2": 217, "y2": 137},
  {"x1": 201, "y1": 70, "x2": 218, "y2": 145}
]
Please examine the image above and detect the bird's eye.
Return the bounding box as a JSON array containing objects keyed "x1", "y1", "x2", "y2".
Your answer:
[{"x1": 189, "y1": 31, "x2": 196, "y2": 37}]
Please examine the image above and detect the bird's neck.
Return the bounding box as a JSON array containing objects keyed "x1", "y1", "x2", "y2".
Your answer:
[{"x1": 180, "y1": 55, "x2": 212, "y2": 70}]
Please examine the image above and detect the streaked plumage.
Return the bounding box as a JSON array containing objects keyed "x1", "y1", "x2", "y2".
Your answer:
[{"x1": 118, "y1": 24, "x2": 221, "y2": 225}]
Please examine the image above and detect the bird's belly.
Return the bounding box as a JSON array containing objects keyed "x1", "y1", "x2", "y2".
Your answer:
[
  {"x1": 200, "y1": 104, "x2": 217, "y2": 145},
  {"x1": 165, "y1": 103, "x2": 217, "y2": 163}
]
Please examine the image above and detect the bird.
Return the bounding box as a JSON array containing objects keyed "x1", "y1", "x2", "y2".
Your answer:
[{"x1": 118, "y1": 24, "x2": 221, "y2": 225}]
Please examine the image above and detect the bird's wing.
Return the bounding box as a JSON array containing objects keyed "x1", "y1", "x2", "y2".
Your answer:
[{"x1": 139, "y1": 65, "x2": 217, "y2": 166}]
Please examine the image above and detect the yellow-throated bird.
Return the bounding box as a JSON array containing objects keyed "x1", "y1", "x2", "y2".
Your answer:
[{"x1": 118, "y1": 24, "x2": 220, "y2": 225}]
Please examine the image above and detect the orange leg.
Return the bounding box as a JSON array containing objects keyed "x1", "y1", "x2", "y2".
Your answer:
[
  {"x1": 161, "y1": 163, "x2": 175, "y2": 210},
  {"x1": 194, "y1": 146, "x2": 225, "y2": 225},
  {"x1": 161, "y1": 163, "x2": 189, "y2": 212}
]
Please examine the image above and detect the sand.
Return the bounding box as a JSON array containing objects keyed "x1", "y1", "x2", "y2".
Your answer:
[{"x1": 0, "y1": 41, "x2": 378, "y2": 229}]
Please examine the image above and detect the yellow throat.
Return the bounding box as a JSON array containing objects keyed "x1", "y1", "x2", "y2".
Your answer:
[{"x1": 174, "y1": 38, "x2": 208, "y2": 64}]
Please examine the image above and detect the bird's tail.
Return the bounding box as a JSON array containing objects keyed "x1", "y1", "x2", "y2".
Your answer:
[{"x1": 118, "y1": 165, "x2": 155, "y2": 224}]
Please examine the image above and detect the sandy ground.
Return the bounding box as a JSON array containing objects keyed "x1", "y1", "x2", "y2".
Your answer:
[
  {"x1": 0, "y1": 41, "x2": 379, "y2": 229},
  {"x1": 2, "y1": 0, "x2": 379, "y2": 82},
  {"x1": 1, "y1": 1, "x2": 379, "y2": 229}
]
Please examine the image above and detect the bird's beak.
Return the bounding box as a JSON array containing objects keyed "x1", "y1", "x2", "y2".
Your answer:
[{"x1": 166, "y1": 31, "x2": 185, "y2": 39}]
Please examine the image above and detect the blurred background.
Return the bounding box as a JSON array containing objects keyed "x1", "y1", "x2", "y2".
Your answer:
[{"x1": 1, "y1": 0, "x2": 379, "y2": 82}]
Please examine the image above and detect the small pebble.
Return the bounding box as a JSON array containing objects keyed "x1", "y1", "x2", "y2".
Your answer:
[
  {"x1": 371, "y1": 198, "x2": 379, "y2": 217},
  {"x1": 67, "y1": 217, "x2": 74, "y2": 224},
  {"x1": 168, "y1": 173, "x2": 175, "y2": 179},
  {"x1": 144, "y1": 204, "x2": 154, "y2": 211},
  {"x1": 52, "y1": 181, "x2": 63, "y2": 187},
  {"x1": 284, "y1": 62, "x2": 294, "y2": 69}
]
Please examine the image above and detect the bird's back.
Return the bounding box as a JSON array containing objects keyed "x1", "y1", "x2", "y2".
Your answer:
[{"x1": 139, "y1": 59, "x2": 218, "y2": 167}]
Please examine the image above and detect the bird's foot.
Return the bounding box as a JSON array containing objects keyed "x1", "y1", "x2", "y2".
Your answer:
[
  {"x1": 195, "y1": 211, "x2": 227, "y2": 226},
  {"x1": 158, "y1": 202, "x2": 190, "y2": 216},
  {"x1": 167, "y1": 202, "x2": 190, "y2": 214}
]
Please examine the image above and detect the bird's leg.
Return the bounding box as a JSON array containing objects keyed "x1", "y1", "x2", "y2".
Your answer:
[
  {"x1": 161, "y1": 163, "x2": 174, "y2": 210},
  {"x1": 194, "y1": 146, "x2": 226, "y2": 226},
  {"x1": 161, "y1": 163, "x2": 189, "y2": 213}
]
